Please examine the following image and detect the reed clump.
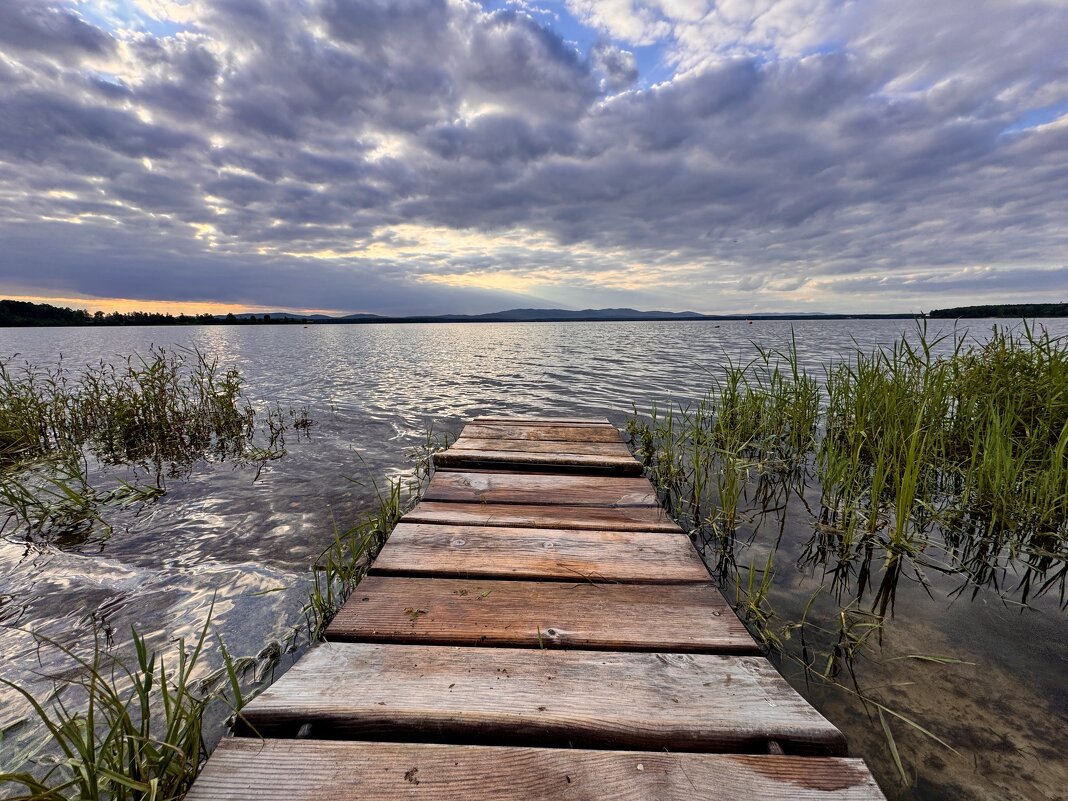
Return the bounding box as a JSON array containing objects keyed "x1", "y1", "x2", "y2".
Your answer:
[
  {"x1": 0, "y1": 348, "x2": 311, "y2": 542},
  {"x1": 627, "y1": 322, "x2": 1068, "y2": 781},
  {"x1": 1, "y1": 425, "x2": 449, "y2": 801},
  {"x1": 0, "y1": 615, "x2": 249, "y2": 801},
  {"x1": 0, "y1": 348, "x2": 251, "y2": 470},
  {"x1": 629, "y1": 323, "x2": 1068, "y2": 606}
]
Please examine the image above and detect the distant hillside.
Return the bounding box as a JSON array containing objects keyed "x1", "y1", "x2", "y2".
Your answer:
[
  {"x1": 474, "y1": 307, "x2": 704, "y2": 321},
  {"x1": 232, "y1": 311, "x2": 334, "y2": 321},
  {"x1": 929, "y1": 303, "x2": 1068, "y2": 318}
]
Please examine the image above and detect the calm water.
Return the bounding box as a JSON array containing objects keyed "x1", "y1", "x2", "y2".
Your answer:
[{"x1": 2, "y1": 319, "x2": 1066, "y2": 800}]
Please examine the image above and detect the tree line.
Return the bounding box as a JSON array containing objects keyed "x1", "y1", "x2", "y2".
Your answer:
[
  {"x1": 0, "y1": 300, "x2": 310, "y2": 327},
  {"x1": 928, "y1": 303, "x2": 1068, "y2": 319}
]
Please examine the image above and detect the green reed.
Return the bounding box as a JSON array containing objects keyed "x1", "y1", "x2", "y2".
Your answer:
[
  {"x1": 1, "y1": 425, "x2": 450, "y2": 800},
  {"x1": 0, "y1": 611, "x2": 249, "y2": 801},
  {"x1": 628, "y1": 323, "x2": 1068, "y2": 781},
  {"x1": 0, "y1": 348, "x2": 251, "y2": 470},
  {"x1": 630, "y1": 323, "x2": 1068, "y2": 606},
  {"x1": 0, "y1": 348, "x2": 311, "y2": 543}
]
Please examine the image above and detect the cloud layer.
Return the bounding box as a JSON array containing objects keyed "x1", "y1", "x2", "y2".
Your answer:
[{"x1": 1, "y1": 0, "x2": 1066, "y2": 313}]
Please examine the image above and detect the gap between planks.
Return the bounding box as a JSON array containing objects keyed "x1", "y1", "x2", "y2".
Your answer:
[
  {"x1": 402, "y1": 500, "x2": 682, "y2": 533},
  {"x1": 433, "y1": 450, "x2": 645, "y2": 476}
]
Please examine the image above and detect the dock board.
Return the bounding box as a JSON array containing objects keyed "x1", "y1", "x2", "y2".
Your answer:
[
  {"x1": 473, "y1": 415, "x2": 610, "y2": 425},
  {"x1": 237, "y1": 642, "x2": 847, "y2": 755},
  {"x1": 326, "y1": 575, "x2": 758, "y2": 653},
  {"x1": 187, "y1": 414, "x2": 886, "y2": 800},
  {"x1": 422, "y1": 470, "x2": 657, "y2": 506},
  {"x1": 187, "y1": 740, "x2": 886, "y2": 801},
  {"x1": 370, "y1": 522, "x2": 711, "y2": 583},
  {"x1": 448, "y1": 437, "x2": 634, "y2": 456},
  {"x1": 459, "y1": 423, "x2": 625, "y2": 442}
]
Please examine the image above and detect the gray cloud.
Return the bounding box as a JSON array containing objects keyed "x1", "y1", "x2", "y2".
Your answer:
[
  {"x1": 0, "y1": 2, "x2": 114, "y2": 58},
  {"x1": 0, "y1": 0, "x2": 1065, "y2": 314},
  {"x1": 590, "y1": 42, "x2": 638, "y2": 91}
]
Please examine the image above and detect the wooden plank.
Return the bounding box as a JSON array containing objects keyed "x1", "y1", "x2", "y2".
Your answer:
[
  {"x1": 326, "y1": 575, "x2": 758, "y2": 653},
  {"x1": 402, "y1": 501, "x2": 682, "y2": 533},
  {"x1": 473, "y1": 416, "x2": 611, "y2": 425},
  {"x1": 459, "y1": 424, "x2": 622, "y2": 443},
  {"x1": 236, "y1": 642, "x2": 848, "y2": 756},
  {"x1": 187, "y1": 739, "x2": 887, "y2": 801},
  {"x1": 433, "y1": 448, "x2": 644, "y2": 476},
  {"x1": 370, "y1": 523, "x2": 710, "y2": 584},
  {"x1": 451, "y1": 437, "x2": 633, "y2": 456},
  {"x1": 423, "y1": 471, "x2": 657, "y2": 506}
]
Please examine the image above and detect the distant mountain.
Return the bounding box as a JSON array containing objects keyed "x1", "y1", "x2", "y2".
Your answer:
[
  {"x1": 332, "y1": 307, "x2": 707, "y2": 322},
  {"x1": 471, "y1": 307, "x2": 705, "y2": 321},
  {"x1": 229, "y1": 311, "x2": 335, "y2": 320}
]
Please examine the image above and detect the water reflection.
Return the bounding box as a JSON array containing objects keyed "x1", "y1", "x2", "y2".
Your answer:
[{"x1": 2, "y1": 319, "x2": 1067, "y2": 799}]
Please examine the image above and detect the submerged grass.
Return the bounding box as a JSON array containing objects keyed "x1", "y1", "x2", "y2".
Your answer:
[
  {"x1": 0, "y1": 425, "x2": 449, "y2": 800},
  {"x1": 0, "y1": 610, "x2": 249, "y2": 801},
  {"x1": 627, "y1": 322, "x2": 1068, "y2": 782},
  {"x1": 0, "y1": 348, "x2": 311, "y2": 544}
]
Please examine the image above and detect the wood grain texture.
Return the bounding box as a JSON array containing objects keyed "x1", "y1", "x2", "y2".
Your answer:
[
  {"x1": 326, "y1": 575, "x2": 757, "y2": 653},
  {"x1": 450, "y1": 437, "x2": 634, "y2": 456},
  {"x1": 236, "y1": 643, "x2": 848, "y2": 755},
  {"x1": 473, "y1": 416, "x2": 611, "y2": 425},
  {"x1": 433, "y1": 448, "x2": 644, "y2": 476},
  {"x1": 370, "y1": 523, "x2": 711, "y2": 583},
  {"x1": 187, "y1": 739, "x2": 887, "y2": 801},
  {"x1": 423, "y1": 471, "x2": 657, "y2": 506},
  {"x1": 402, "y1": 501, "x2": 682, "y2": 532},
  {"x1": 459, "y1": 424, "x2": 623, "y2": 443}
]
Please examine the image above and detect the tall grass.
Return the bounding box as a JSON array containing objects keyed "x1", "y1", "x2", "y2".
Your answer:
[
  {"x1": 1, "y1": 425, "x2": 449, "y2": 800},
  {"x1": 630, "y1": 323, "x2": 1068, "y2": 608},
  {"x1": 0, "y1": 348, "x2": 252, "y2": 470},
  {"x1": 0, "y1": 613, "x2": 249, "y2": 801},
  {"x1": 0, "y1": 348, "x2": 311, "y2": 543},
  {"x1": 627, "y1": 323, "x2": 1068, "y2": 780}
]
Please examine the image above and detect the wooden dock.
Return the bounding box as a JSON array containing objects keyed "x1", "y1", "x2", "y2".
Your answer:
[{"x1": 186, "y1": 416, "x2": 887, "y2": 799}]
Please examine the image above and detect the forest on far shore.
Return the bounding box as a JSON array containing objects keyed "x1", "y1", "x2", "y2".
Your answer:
[{"x1": 0, "y1": 300, "x2": 308, "y2": 327}]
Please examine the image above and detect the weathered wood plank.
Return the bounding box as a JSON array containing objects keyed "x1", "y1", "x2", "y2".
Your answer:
[
  {"x1": 403, "y1": 501, "x2": 682, "y2": 532},
  {"x1": 327, "y1": 576, "x2": 757, "y2": 653},
  {"x1": 423, "y1": 471, "x2": 657, "y2": 506},
  {"x1": 460, "y1": 424, "x2": 623, "y2": 443},
  {"x1": 433, "y1": 448, "x2": 644, "y2": 475},
  {"x1": 370, "y1": 523, "x2": 710, "y2": 583},
  {"x1": 237, "y1": 643, "x2": 848, "y2": 755},
  {"x1": 187, "y1": 739, "x2": 887, "y2": 801},
  {"x1": 451, "y1": 437, "x2": 633, "y2": 456},
  {"x1": 473, "y1": 416, "x2": 611, "y2": 425}
]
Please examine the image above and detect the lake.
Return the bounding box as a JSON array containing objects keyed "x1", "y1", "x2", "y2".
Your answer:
[{"x1": 2, "y1": 318, "x2": 1066, "y2": 800}]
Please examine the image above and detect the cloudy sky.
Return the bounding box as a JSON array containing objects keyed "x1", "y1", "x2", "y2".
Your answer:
[{"x1": 1, "y1": 0, "x2": 1066, "y2": 315}]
